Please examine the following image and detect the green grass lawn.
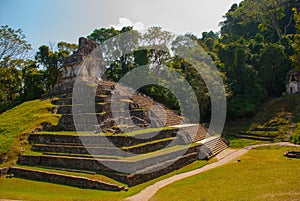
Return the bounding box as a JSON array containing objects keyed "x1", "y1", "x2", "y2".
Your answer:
[
  {"x1": 227, "y1": 137, "x2": 270, "y2": 148},
  {"x1": 150, "y1": 146, "x2": 300, "y2": 201},
  {"x1": 0, "y1": 99, "x2": 60, "y2": 166},
  {"x1": 1, "y1": 95, "x2": 299, "y2": 200},
  {"x1": 0, "y1": 160, "x2": 207, "y2": 201}
]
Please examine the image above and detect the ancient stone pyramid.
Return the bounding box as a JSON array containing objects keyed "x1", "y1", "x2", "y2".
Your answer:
[{"x1": 9, "y1": 37, "x2": 228, "y2": 190}]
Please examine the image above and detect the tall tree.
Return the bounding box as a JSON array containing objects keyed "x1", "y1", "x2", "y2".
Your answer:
[
  {"x1": 291, "y1": 10, "x2": 300, "y2": 69},
  {"x1": 0, "y1": 25, "x2": 31, "y2": 112},
  {"x1": 143, "y1": 27, "x2": 174, "y2": 78},
  {"x1": 88, "y1": 27, "x2": 140, "y2": 81},
  {"x1": 35, "y1": 42, "x2": 77, "y2": 90},
  {"x1": 21, "y1": 60, "x2": 45, "y2": 101},
  {"x1": 221, "y1": 0, "x2": 299, "y2": 42},
  {"x1": 0, "y1": 25, "x2": 31, "y2": 62},
  {"x1": 0, "y1": 59, "x2": 23, "y2": 112}
]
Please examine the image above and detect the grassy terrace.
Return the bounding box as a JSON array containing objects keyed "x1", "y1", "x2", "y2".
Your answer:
[
  {"x1": 22, "y1": 143, "x2": 198, "y2": 162},
  {"x1": 122, "y1": 137, "x2": 175, "y2": 150},
  {"x1": 224, "y1": 123, "x2": 274, "y2": 148},
  {"x1": 13, "y1": 165, "x2": 124, "y2": 186},
  {"x1": 227, "y1": 137, "x2": 270, "y2": 148},
  {"x1": 125, "y1": 144, "x2": 197, "y2": 161},
  {"x1": 36, "y1": 126, "x2": 174, "y2": 137},
  {"x1": 37, "y1": 152, "x2": 121, "y2": 160},
  {"x1": 151, "y1": 146, "x2": 300, "y2": 201}
]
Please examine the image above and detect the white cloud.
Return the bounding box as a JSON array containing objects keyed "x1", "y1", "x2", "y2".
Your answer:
[{"x1": 111, "y1": 17, "x2": 145, "y2": 31}]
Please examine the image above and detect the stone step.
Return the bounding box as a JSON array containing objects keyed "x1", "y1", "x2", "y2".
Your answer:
[
  {"x1": 52, "y1": 98, "x2": 73, "y2": 105},
  {"x1": 52, "y1": 95, "x2": 135, "y2": 106},
  {"x1": 29, "y1": 128, "x2": 178, "y2": 147},
  {"x1": 125, "y1": 152, "x2": 198, "y2": 187},
  {"x1": 57, "y1": 104, "x2": 110, "y2": 114},
  {"x1": 226, "y1": 133, "x2": 275, "y2": 141},
  {"x1": 240, "y1": 131, "x2": 278, "y2": 137},
  {"x1": 52, "y1": 98, "x2": 109, "y2": 106},
  {"x1": 122, "y1": 137, "x2": 176, "y2": 154},
  {"x1": 39, "y1": 124, "x2": 206, "y2": 146},
  {"x1": 124, "y1": 145, "x2": 200, "y2": 173},
  {"x1": 31, "y1": 137, "x2": 176, "y2": 156},
  {"x1": 31, "y1": 144, "x2": 126, "y2": 156},
  {"x1": 18, "y1": 144, "x2": 200, "y2": 174},
  {"x1": 17, "y1": 154, "x2": 118, "y2": 172},
  {"x1": 57, "y1": 112, "x2": 148, "y2": 128},
  {"x1": 210, "y1": 141, "x2": 228, "y2": 156},
  {"x1": 39, "y1": 142, "x2": 112, "y2": 147},
  {"x1": 59, "y1": 113, "x2": 109, "y2": 123},
  {"x1": 52, "y1": 124, "x2": 104, "y2": 132},
  {"x1": 8, "y1": 167, "x2": 126, "y2": 191},
  {"x1": 250, "y1": 127, "x2": 279, "y2": 132},
  {"x1": 96, "y1": 89, "x2": 112, "y2": 96},
  {"x1": 41, "y1": 152, "x2": 121, "y2": 160},
  {"x1": 197, "y1": 136, "x2": 228, "y2": 158},
  {"x1": 56, "y1": 122, "x2": 147, "y2": 134}
]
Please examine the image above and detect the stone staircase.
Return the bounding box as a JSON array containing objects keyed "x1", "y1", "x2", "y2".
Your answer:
[
  {"x1": 197, "y1": 136, "x2": 229, "y2": 158},
  {"x1": 46, "y1": 80, "x2": 183, "y2": 134}
]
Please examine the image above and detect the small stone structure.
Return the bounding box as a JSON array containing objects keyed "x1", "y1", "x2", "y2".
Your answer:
[
  {"x1": 60, "y1": 37, "x2": 104, "y2": 83},
  {"x1": 284, "y1": 151, "x2": 300, "y2": 158},
  {"x1": 286, "y1": 70, "x2": 300, "y2": 94},
  {"x1": 0, "y1": 167, "x2": 8, "y2": 177}
]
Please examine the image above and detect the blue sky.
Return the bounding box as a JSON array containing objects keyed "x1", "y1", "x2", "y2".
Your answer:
[{"x1": 0, "y1": 0, "x2": 242, "y2": 51}]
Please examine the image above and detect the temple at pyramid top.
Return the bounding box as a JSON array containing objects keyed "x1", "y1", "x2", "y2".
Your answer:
[{"x1": 60, "y1": 37, "x2": 105, "y2": 83}]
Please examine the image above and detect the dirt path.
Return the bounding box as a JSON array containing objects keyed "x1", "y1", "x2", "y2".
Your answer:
[
  {"x1": 126, "y1": 142, "x2": 300, "y2": 201},
  {"x1": 285, "y1": 121, "x2": 296, "y2": 142}
]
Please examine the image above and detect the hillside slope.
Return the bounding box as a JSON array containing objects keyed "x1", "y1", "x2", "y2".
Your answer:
[
  {"x1": 251, "y1": 94, "x2": 300, "y2": 144},
  {"x1": 0, "y1": 99, "x2": 59, "y2": 166},
  {"x1": 224, "y1": 94, "x2": 300, "y2": 146}
]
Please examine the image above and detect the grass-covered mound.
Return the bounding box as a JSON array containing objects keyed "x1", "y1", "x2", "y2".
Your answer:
[
  {"x1": 0, "y1": 99, "x2": 60, "y2": 166},
  {"x1": 151, "y1": 146, "x2": 300, "y2": 201},
  {"x1": 250, "y1": 94, "x2": 300, "y2": 143},
  {"x1": 226, "y1": 94, "x2": 300, "y2": 147}
]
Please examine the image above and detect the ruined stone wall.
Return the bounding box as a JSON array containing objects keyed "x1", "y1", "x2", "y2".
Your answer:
[{"x1": 60, "y1": 37, "x2": 104, "y2": 82}]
